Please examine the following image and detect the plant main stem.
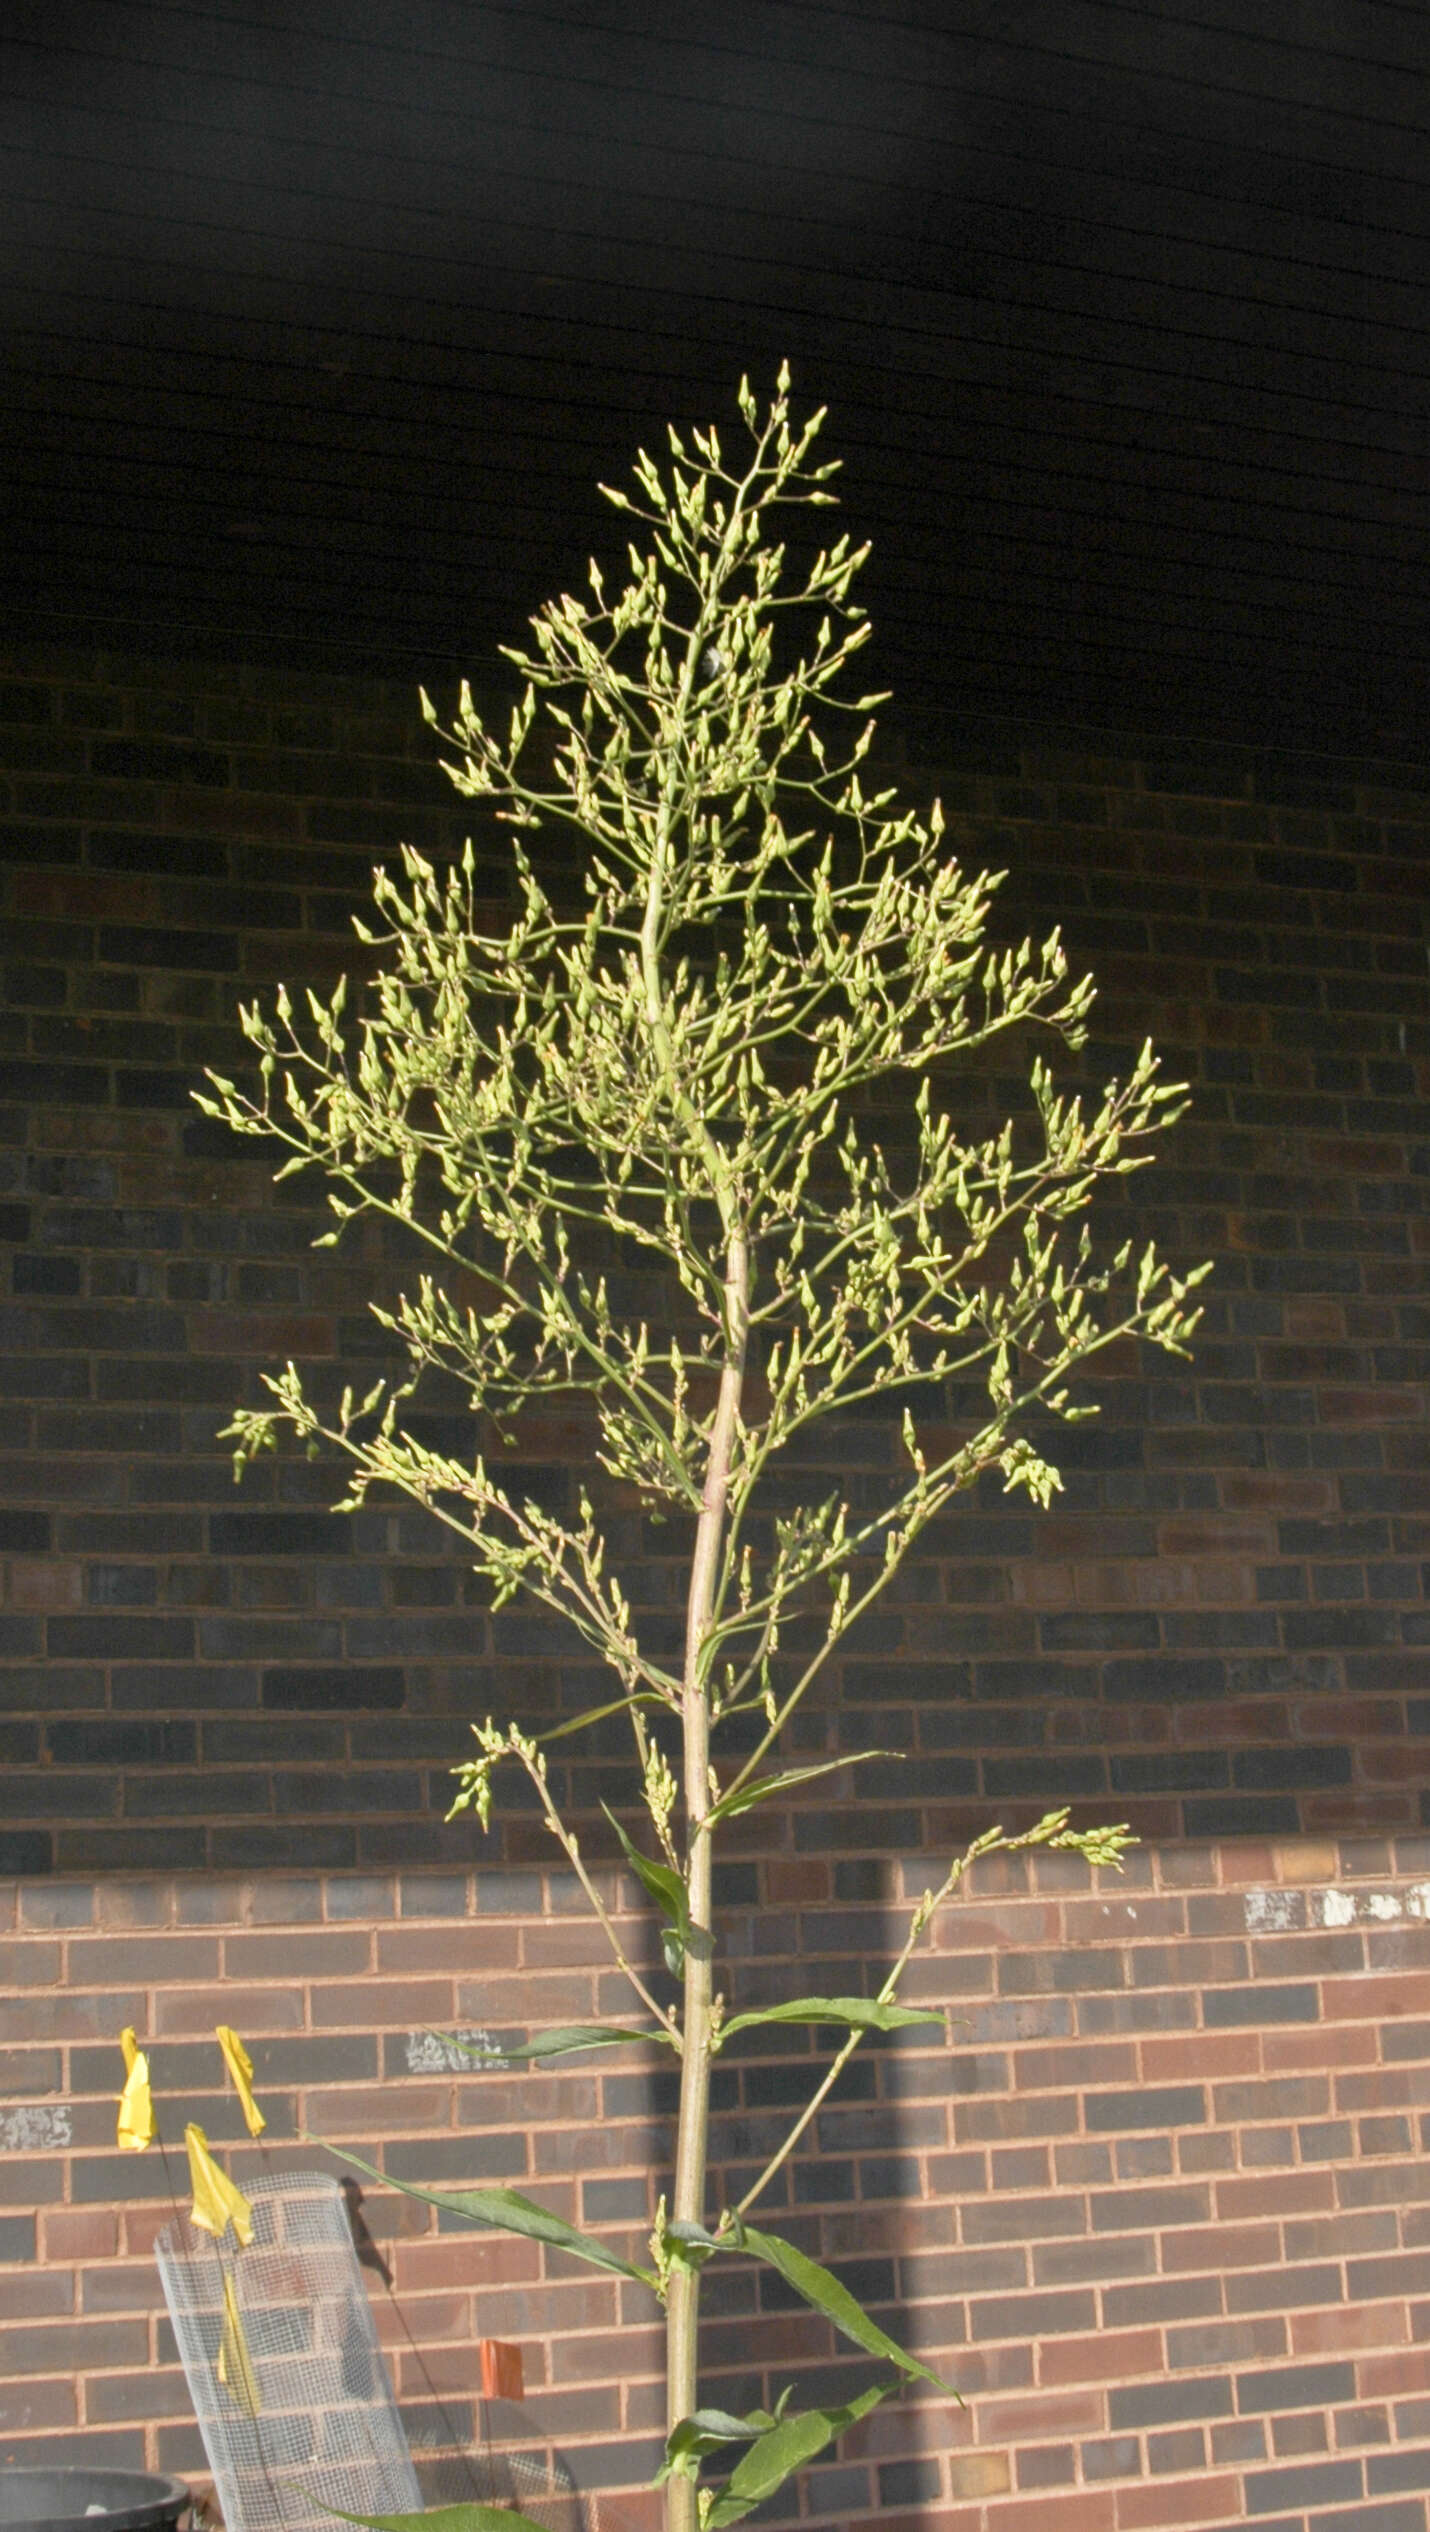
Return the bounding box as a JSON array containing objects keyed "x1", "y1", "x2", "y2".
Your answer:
[{"x1": 666, "y1": 1222, "x2": 748, "y2": 2532}]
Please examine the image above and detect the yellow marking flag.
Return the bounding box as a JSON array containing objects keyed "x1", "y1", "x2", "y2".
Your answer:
[
  {"x1": 215, "y1": 2025, "x2": 267, "y2": 2138},
  {"x1": 116, "y1": 2027, "x2": 155, "y2": 2153},
  {"x1": 184, "y1": 2124, "x2": 255, "y2": 2248},
  {"x1": 217, "y1": 2270, "x2": 262, "y2": 2417}
]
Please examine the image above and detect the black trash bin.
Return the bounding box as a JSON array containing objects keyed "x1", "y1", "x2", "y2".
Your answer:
[{"x1": 0, "y1": 2472, "x2": 191, "y2": 2532}]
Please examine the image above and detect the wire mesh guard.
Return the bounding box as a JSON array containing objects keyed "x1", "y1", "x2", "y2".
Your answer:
[{"x1": 156, "y1": 2171, "x2": 423, "y2": 2532}]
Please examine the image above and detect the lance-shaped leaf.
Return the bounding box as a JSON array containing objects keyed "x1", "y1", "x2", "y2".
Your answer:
[
  {"x1": 657, "y1": 2392, "x2": 794, "y2": 2485},
  {"x1": 604, "y1": 1803, "x2": 691, "y2": 1975},
  {"x1": 705, "y1": 1751, "x2": 891, "y2": 1829},
  {"x1": 719, "y1": 1995, "x2": 944, "y2": 2046},
  {"x1": 314, "y1": 2501, "x2": 551, "y2": 2532},
  {"x1": 704, "y1": 2381, "x2": 893, "y2": 2528},
  {"x1": 337, "y1": 2147, "x2": 657, "y2": 2287},
  {"x1": 436, "y1": 2021, "x2": 674, "y2": 2063},
  {"x1": 741, "y1": 2224, "x2": 955, "y2": 2394}
]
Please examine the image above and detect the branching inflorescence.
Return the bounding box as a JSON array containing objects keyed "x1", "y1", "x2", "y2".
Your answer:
[{"x1": 198, "y1": 369, "x2": 1206, "y2": 2532}]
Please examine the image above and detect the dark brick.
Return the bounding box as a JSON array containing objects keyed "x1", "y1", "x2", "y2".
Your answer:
[
  {"x1": 1038, "y1": 1613, "x2": 1160, "y2": 1652},
  {"x1": 969, "y1": 2287, "x2": 1096, "y2": 2340},
  {"x1": 45, "y1": 1720, "x2": 196, "y2": 1765},
  {"x1": 209, "y1": 1511, "x2": 351, "y2": 1555},
  {"x1": 1203, "y1": 1984, "x2": 1318, "y2": 2027},
  {"x1": 1085, "y1": 2085, "x2": 1207, "y2": 2133},
  {"x1": 46, "y1": 1617, "x2": 194, "y2": 1660},
  {"x1": 877, "y1": 2460, "x2": 940, "y2": 2507},
  {"x1": 90, "y1": 739, "x2": 228, "y2": 784},
  {"x1": 1233, "y1": 1747, "x2": 1352, "y2": 1789},
  {"x1": 1245, "y1": 2460, "x2": 1363, "y2": 2515},
  {"x1": 1366, "y1": 2453, "x2": 1430, "y2": 2497},
  {"x1": 1236, "y1": 2360, "x2": 1357, "y2": 2415},
  {"x1": 0, "y1": 1512, "x2": 50, "y2": 1551},
  {"x1": 261, "y1": 1667, "x2": 405, "y2": 1710},
  {"x1": 95, "y1": 926, "x2": 237, "y2": 971},
  {"x1": 0, "y1": 2213, "x2": 37, "y2": 2260}
]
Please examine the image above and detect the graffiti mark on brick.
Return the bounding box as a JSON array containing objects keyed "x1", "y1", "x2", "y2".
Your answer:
[
  {"x1": 0, "y1": 2101, "x2": 72, "y2": 2150},
  {"x1": 1247, "y1": 1883, "x2": 1430, "y2": 1932},
  {"x1": 405, "y1": 2027, "x2": 510, "y2": 2073}
]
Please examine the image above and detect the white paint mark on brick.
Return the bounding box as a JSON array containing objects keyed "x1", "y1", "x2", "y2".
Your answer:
[
  {"x1": 1244, "y1": 1888, "x2": 1299, "y2": 1931},
  {"x1": 0, "y1": 2101, "x2": 72, "y2": 2150},
  {"x1": 405, "y1": 2027, "x2": 510, "y2": 2074},
  {"x1": 1302, "y1": 1885, "x2": 1430, "y2": 1928}
]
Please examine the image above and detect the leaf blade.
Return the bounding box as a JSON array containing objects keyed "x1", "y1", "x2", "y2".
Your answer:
[
  {"x1": 705, "y1": 1752, "x2": 893, "y2": 1828},
  {"x1": 336, "y1": 2148, "x2": 656, "y2": 2286},
  {"x1": 741, "y1": 2224, "x2": 955, "y2": 2394},
  {"x1": 704, "y1": 2382, "x2": 893, "y2": 2528},
  {"x1": 603, "y1": 1804, "x2": 690, "y2": 1970},
  {"x1": 439, "y1": 2022, "x2": 673, "y2": 2061},
  {"x1": 317, "y1": 2503, "x2": 552, "y2": 2532},
  {"x1": 719, "y1": 1996, "x2": 944, "y2": 2044}
]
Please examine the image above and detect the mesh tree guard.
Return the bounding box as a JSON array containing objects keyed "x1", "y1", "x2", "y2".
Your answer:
[{"x1": 155, "y1": 2171, "x2": 423, "y2": 2532}]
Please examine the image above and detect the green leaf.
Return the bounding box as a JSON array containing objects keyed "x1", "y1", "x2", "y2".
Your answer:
[
  {"x1": 741, "y1": 2225, "x2": 955, "y2": 2393},
  {"x1": 703, "y1": 2381, "x2": 893, "y2": 2527},
  {"x1": 536, "y1": 1692, "x2": 665, "y2": 1745},
  {"x1": 437, "y1": 2022, "x2": 672, "y2": 2061},
  {"x1": 316, "y1": 2503, "x2": 551, "y2": 2532},
  {"x1": 719, "y1": 1995, "x2": 944, "y2": 2045},
  {"x1": 603, "y1": 1804, "x2": 691, "y2": 1972},
  {"x1": 656, "y1": 2403, "x2": 783, "y2": 2485},
  {"x1": 336, "y1": 2148, "x2": 656, "y2": 2286},
  {"x1": 705, "y1": 1752, "x2": 893, "y2": 1828}
]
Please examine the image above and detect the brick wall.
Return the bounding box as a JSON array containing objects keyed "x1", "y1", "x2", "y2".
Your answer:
[
  {"x1": 0, "y1": 647, "x2": 1426, "y2": 1870},
  {"x1": 1, "y1": 647, "x2": 1428, "y2": 2528},
  {"x1": 4, "y1": 1838, "x2": 1430, "y2": 2532}
]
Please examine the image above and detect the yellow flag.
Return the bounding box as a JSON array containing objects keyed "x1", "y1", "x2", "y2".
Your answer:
[
  {"x1": 185, "y1": 2124, "x2": 255, "y2": 2248},
  {"x1": 217, "y1": 2270, "x2": 262, "y2": 2417},
  {"x1": 215, "y1": 2025, "x2": 267, "y2": 2139},
  {"x1": 116, "y1": 2028, "x2": 155, "y2": 2152}
]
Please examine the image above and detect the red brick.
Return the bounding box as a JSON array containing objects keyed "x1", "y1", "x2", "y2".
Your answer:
[
  {"x1": 978, "y1": 2388, "x2": 1105, "y2": 2440},
  {"x1": 1215, "y1": 2168, "x2": 1336, "y2": 2219},
  {"x1": 374, "y1": 1924, "x2": 522, "y2": 1974},
  {"x1": 308, "y1": 1978, "x2": 452, "y2": 2028},
  {"x1": 0, "y1": 2318, "x2": 148, "y2": 2376},
  {"x1": 303, "y1": 2082, "x2": 449, "y2": 2132},
  {"x1": 1263, "y1": 2022, "x2": 1377, "y2": 2072},
  {"x1": 1139, "y1": 2031, "x2": 1259, "y2": 2083},
  {"x1": 40, "y1": 2208, "x2": 118, "y2": 2260},
  {"x1": 453, "y1": 1973, "x2": 599, "y2": 2022},
  {"x1": 152, "y1": 1984, "x2": 305, "y2": 2034},
  {"x1": 0, "y1": 1939, "x2": 62, "y2": 1985},
  {"x1": 1322, "y1": 1972, "x2": 1430, "y2": 2022},
  {"x1": 1114, "y1": 2472, "x2": 1243, "y2": 2528},
  {"x1": 1037, "y1": 2329, "x2": 1163, "y2": 2387},
  {"x1": 1290, "y1": 2305, "x2": 1411, "y2": 2359},
  {"x1": 989, "y1": 2490, "x2": 1116, "y2": 2532},
  {"x1": 1160, "y1": 2223, "x2": 1280, "y2": 2273},
  {"x1": 0, "y1": 1991, "x2": 146, "y2": 2043},
  {"x1": 0, "y1": 2376, "x2": 77, "y2": 2433},
  {"x1": 222, "y1": 1930, "x2": 372, "y2": 1978}
]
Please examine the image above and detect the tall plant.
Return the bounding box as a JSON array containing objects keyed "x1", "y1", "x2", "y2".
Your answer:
[{"x1": 198, "y1": 371, "x2": 1205, "y2": 2532}]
